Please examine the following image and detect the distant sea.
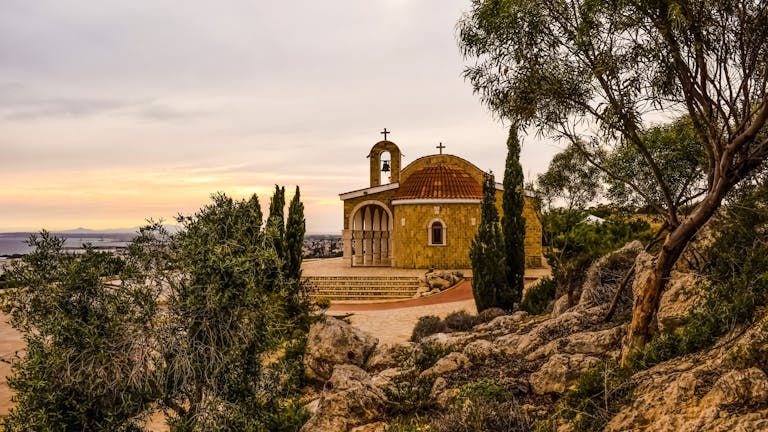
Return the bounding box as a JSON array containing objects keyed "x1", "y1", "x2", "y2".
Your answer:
[{"x1": 0, "y1": 233, "x2": 135, "y2": 256}]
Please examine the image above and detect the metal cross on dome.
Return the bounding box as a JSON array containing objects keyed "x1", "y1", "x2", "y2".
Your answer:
[
  {"x1": 381, "y1": 128, "x2": 390, "y2": 140},
  {"x1": 436, "y1": 142, "x2": 446, "y2": 154}
]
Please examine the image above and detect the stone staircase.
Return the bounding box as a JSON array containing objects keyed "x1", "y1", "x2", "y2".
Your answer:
[{"x1": 306, "y1": 275, "x2": 420, "y2": 301}]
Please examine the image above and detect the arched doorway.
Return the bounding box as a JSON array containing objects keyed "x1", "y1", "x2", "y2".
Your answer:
[{"x1": 349, "y1": 202, "x2": 392, "y2": 266}]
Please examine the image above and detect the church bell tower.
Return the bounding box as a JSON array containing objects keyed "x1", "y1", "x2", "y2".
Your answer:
[{"x1": 368, "y1": 129, "x2": 402, "y2": 187}]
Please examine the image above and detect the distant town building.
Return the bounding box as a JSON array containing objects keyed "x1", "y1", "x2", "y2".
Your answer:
[{"x1": 339, "y1": 137, "x2": 543, "y2": 269}]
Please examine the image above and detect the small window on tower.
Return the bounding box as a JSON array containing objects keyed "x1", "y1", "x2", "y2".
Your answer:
[{"x1": 430, "y1": 221, "x2": 444, "y2": 245}]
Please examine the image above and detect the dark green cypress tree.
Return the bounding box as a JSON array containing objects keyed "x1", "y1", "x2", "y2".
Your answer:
[
  {"x1": 267, "y1": 185, "x2": 286, "y2": 260},
  {"x1": 502, "y1": 126, "x2": 526, "y2": 308},
  {"x1": 470, "y1": 171, "x2": 508, "y2": 312},
  {"x1": 285, "y1": 186, "x2": 305, "y2": 280}
]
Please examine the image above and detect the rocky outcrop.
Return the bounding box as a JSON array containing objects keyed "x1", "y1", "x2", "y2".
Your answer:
[
  {"x1": 421, "y1": 352, "x2": 472, "y2": 377},
  {"x1": 415, "y1": 270, "x2": 464, "y2": 297},
  {"x1": 529, "y1": 353, "x2": 601, "y2": 394},
  {"x1": 657, "y1": 271, "x2": 702, "y2": 331},
  {"x1": 300, "y1": 365, "x2": 386, "y2": 432},
  {"x1": 578, "y1": 240, "x2": 643, "y2": 310},
  {"x1": 305, "y1": 316, "x2": 379, "y2": 382},
  {"x1": 605, "y1": 318, "x2": 768, "y2": 432}
]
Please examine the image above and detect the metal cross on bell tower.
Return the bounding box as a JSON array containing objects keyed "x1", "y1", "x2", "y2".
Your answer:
[{"x1": 381, "y1": 128, "x2": 390, "y2": 140}]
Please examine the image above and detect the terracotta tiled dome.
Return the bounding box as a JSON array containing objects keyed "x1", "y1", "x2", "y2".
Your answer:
[{"x1": 395, "y1": 164, "x2": 482, "y2": 199}]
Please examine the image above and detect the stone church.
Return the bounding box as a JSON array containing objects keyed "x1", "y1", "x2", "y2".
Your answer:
[{"x1": 339, "y1": 137, "x2": 543, "y2": 269}]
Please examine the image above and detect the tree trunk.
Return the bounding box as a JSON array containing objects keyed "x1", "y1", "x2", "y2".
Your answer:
[{"x1": 621, "y1": 191, "x2": 726, "y2": 365}]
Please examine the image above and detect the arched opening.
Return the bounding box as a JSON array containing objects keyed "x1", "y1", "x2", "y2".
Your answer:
[
  {"x1": 428, "y1": 219, "x2": 446, "y2": 246},
  {"x1": 349, "y1": 202, "x2": 392, "y2": 266},
  {"x1": 379, "y1": 150, "x2": 392, "y2": 186}
]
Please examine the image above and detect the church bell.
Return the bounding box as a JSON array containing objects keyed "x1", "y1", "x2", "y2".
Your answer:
[{"x1": 381, "y1": 160, "x2": 391, "y2": 172}]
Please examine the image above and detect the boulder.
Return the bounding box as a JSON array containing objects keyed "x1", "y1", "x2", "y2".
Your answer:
[
  {"x1": 578, "y1": 240, "x2": 643, "y2": 309},
  {"x1": 497, "y1": 310, "x2": 598, "y2": 357},
  {"x1": 305, "y1": 316, "x2": 379, "y2": 382},
  {"x1": 421, "y1": 352, "x2": 472, "y2": 377},
  {"x1": 658, "y1": 271, "x2": 702, "y2": 331},
  {"x1": 699, "y1": 368, "x2": 768, "y2": 409},
  {"x1": 529, "y1": 353, "x2": 600, "y2": 394},
  {"x1": 300, "y1": 365, "x2": 386, "y2": 432},
  {"x1": 551, "y1": 295, "x2": 570, "y2": 317},
  {"x1": 473, "y1": 311, "x2": 529, "y2": 335},
  {"x1": 366, "y1": 342, "x2": 413, "y2": 373},
  {"x1": 525, "y1": 326, "x2": 625, "y2": 361},
  {"x1": 463, "y1": 339, "x2": 500, "y2": 361}
]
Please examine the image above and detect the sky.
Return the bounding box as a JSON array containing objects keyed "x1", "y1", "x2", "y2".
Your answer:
[{"x1": 0, "y1": 0, "x2": 562, "y2": 233}]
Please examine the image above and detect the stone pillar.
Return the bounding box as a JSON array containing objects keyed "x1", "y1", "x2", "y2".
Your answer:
[
  {"x1": 342, "y1": 229, "x2": 353, "y2": 266},
  {"x1": 372, "y1": 231, "x2": 381, "y2": 264},
  {"x1": 353, "y1": 231, "x2": 364, "y2": 266},
  {"x1": 364, "y1": 231, "x2": 374, "y2": 265},
  {"x1": 380, "y1": 231, "x2": 389, "y2": 264}
]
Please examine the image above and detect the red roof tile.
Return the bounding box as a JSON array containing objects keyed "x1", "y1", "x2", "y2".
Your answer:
[{"x1": 395, "y1": 165, "x2": 482, "y2": 200}]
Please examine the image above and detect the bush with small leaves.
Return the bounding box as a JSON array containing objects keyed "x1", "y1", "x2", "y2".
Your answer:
[
  {"x1": 520, "y1": 277, "x2": 557, "y2": 315},
  {"x1": 444, "y1": 310, "x2": 478, "y2": 332},
  {"x1": 411, "y1": 315, "x2": 447, "y2": 342}
]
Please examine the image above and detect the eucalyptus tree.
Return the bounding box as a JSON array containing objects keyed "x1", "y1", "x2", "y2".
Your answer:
[{"x1": 460, "y1": 0, "x2": 768, "y2": 360}]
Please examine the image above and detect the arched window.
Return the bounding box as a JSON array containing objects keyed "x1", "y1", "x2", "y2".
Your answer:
[{"x1": 429, "y1": 220, "x2": 446, "y2": 246}]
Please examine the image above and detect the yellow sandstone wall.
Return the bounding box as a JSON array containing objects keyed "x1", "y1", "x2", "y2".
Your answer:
[{"x1": 390, "y1": 194, "x2": 543, "y2": 269}]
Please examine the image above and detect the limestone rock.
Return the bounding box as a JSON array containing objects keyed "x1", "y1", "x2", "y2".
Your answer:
[
  {"x1": 463, "y1": 339, "x2": 499, "y2": 361},
  {"x1": 497, "y1": 309, "x2": 599, "y2": 357},
  {"x1": 435, "y1": 387, "x2": 460, "y2": 409},
  {"x1": 367, "y1": 342, "x2": 413, "y2": 373},
  {"x1": 529, "y1": 353, "x2": 600, "y2": 394},
  {"x1": 578, "y1": 240, "x2": 643, "y2": 309},
  {"x1": 699, "y1": 368, "x2": 768, "y2": 409},
  {"x1": 525, "y1": 326, "x2": 625, "y2": 361},
  {"x1": 473, "y1": 310, "x2": 529, "y2": 336},
  {"x1": 421, "y1": 352, "x2": 472, "y2": 377},
  {"x1": 551, "y1": 295, "x2": 570, "y2": 317},
  {"x1": 301, "y1": 365, "x2": 386, "y2": 432},
  {"x1": 419, "y1": 331, "x2": 482, "y2": 351},
  {"x1": 305, "y1": 316, "x2": 379, "y2": 382},
  {"x1": 430, "y1": 376, "x2": 448, "y2": 399},
  {"x1": 658, "y1": 271, "x2": 702, "y2": 331},
  {"x1": 350, "y1": 422, "x2": 388, "y2": 432}
]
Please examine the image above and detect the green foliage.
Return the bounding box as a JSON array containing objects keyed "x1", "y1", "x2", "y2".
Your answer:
[
  {"x1": 1, "y1": 233, "x2": 161, "y2": 431},
  {"x1": 540, "y1": 361, "x2": 633, "y2": 432},
  {"x1": 476, "y1": 307, "x2": 506, "y2": 323},
  {"x1": 285, "y1": 186, "x2": 305, "y2": 280},
  {"x1": 443, "y1": 310, "x2": 478, "y2": 332},
  {"x1": 457, "y1": 378, "x2": 507, "y2": 403},
  {"x1": 728, "y1": 320, "x2": 768, "y2": 375},
  {"x1": 604, "y1": 117, "x2": 706, "y2": 213},
  {"x1": 411, "y1": 315, "x2": 447, "y2": 343},
  {"x1": 544, "y1": 211, "x2": 653, "y2": 302},
  {"x1": 520, "y1": 276, "x2": 557, "y2": 315},
  {"x1": 160, "y1": 192, "x2": 310, "y2": 430},
  {"x1": 383, "y1": 374, "x2": 437, "y2": 417},
  {"x1": 413, "y1": 343, "x2": 452, "y2": 372},
  {"x1": 431, "y1": 378, "x2": 532, "y2": 432},
  {"x1": 411, "y1": 310, "x2": 497, "y2": 343},
  {"x1": 502, "y1": 126, "x2": 526, "y2": 308},
  {"x1": 470, "y1": 172, "x2": 508, "y2": 312},
  {"x1": 536, "y1": 144, "x2": 601, "y2": 213}
]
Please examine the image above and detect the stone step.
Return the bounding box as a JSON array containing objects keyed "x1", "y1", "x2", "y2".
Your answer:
[{"x1": 305, "y1": 275, "x2": 420, "y2": 300}]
